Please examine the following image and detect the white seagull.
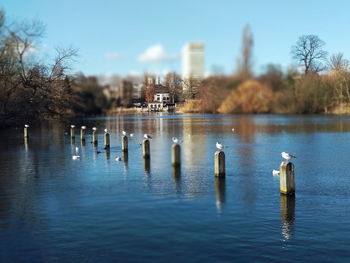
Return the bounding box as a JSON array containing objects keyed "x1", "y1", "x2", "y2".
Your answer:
[
  {"x1": 216, "y1": 141, "x2": 224, "y2": 150},
  {"x1": 281, "y1": 152, "x2": 296, "y2": 161},
  {"x1": 144, "y1": 134, "x2": 152, "y2": 140},
  {"x1": 130, "y1": 133, "x2": 134, "y2": 137},
  {"x1": 104, "y1": 128, "x2": 108, "y2": 133},
  {"x1": 71, "y1": 125, "x2": 75, "y2": 129},
  {"x1": 172, "y1": 137, "x2": 179, "y2": 144},
  {"x1": 272, "y1": 170, "x2": 280, "y2": 176},
  {"x1": 115, "y1": 156, "x2": 122, "y2": 161},
  {"x1": 24, "y1": 124, "x2": 29, "y2": 128},
  {"x1": 122, "y1": 131, "x2": 127, "y2": 136},
  {"x1": 232, "y1": 128, "x2": 235, "y2": 132},
  {"x1": 81, "y1": 126, "x2": 86, "y2": 130},
  {"x1": 92, "y1": 127, "x2": 97, "y2": 131}
]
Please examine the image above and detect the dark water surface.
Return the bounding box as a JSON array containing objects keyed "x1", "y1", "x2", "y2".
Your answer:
[{"x1": 1, "y1": 114, "x2": 350, "y2": 262}]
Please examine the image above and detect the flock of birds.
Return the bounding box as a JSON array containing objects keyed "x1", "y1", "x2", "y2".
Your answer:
[{"x1": 64, "y1": 125, "x2": 297, "y2": 175}]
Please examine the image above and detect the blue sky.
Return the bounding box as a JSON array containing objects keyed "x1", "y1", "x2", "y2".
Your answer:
[{"x1": 1, "y1": 0, "x2": 350, "y2": 77}]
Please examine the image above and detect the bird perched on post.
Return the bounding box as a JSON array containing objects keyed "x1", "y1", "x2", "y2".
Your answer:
[
  {"x1": 216, "y1": 142, "x2": 224, "y2": 150},
  {"x1": 144, "y1": 134, "x2": 152, "y2": 139},
  {"x1": 122, "y1": 130, "x2": 127, "y2": 136},
  {"x1": 24, "y1": 124, "x2": 29, "y2": 128},
  {"x1": 281, "y1": 152, "x2": 296, "y2": 161},
  {"x1": 92, "y1": 127, "x2": 97, "y2": 131},
  {"x1": 172, "y1": 137, "x2": 179, "y2": 144},
  {"x1": 81, "y1": 126, "x2": 86, "y2": 130},
  {"x1": 104, "y1": 128, "x2": 108, "y2": 133},
  {"x1": 71, "y1": 125, "x2": 75, "y2": 129}
]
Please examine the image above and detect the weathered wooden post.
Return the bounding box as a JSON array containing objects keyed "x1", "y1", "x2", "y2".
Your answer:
[
  {"x1": 280, "y1": 161, "x2": 295, "y2": 195},
  {"x1": 171, "y1": 143, "x2": 181, "y2": 167},
  {"x1": 122, "y1": 135, "x2": 128, "y2": 152},
  {"x1": 70, "y1": 125, "x2": 75, "y2": 138},
  {"x1": 80, "y1": 126, "x2": 86, "y2": 142},
  {"x1": 24, "y1": 124, "x2": 29, "y2": 138},
  {"x1": 214, "y1": 150, "x2": 225, "y2": 177},
  {"x1": 104, "y1": 129, "x2": 110, "y2": 149},
  {"x1": 142, "y1": 139, "x2": 150, "y2": 159},
  {"x1": 24, "y1": 137, "x2": 29, "y2": 151},
  {"x1": 92, "y1": 127, "x2": 98, "y2": 145}
]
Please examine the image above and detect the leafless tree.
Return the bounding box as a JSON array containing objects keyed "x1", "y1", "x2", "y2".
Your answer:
[
  {"x1": 164, "y1": 72, "x2": 182, "y2": 102},
  {"x1": 236, "y1": 24, "x2": 254, "y2": 79},
  {"x1": 0, "y1": 8, "x2": 79, "y2": 125},
  {"x1": 328, "y1": 53, "x2": 349, "y2": 72},
  {"x1": 182, "y1": 77, "x2": 202, "y2": 100},
  {"x1": 291, "y1": 35, "x2": 328, "y2": 75}
]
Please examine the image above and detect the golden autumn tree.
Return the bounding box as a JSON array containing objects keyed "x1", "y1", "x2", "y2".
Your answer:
[{"x1": 218, "y1": 80, "x2": 274, "y2": 113}]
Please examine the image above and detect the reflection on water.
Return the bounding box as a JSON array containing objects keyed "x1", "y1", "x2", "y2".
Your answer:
[
  {"x1": 280, "y1": 194, "x2": 295, "y2": 240},
  {"x1": 144, "y1": 157, "x2": 151, "y2": 174},
  {"x1": 1, "y1": 114, "x2": 350, "y2": 262},
  {"x1": 172, "y1": 166, "x2": 181, "y2": 195},
  {"x1": 122, "y1": 151, "x2": 129, "y2": 170},
  {"x1": 215, "y1": 177, "x2": 226, "y2": 213},
  {"x1": 105, "y1": 149, "x2": 110, "y2": 160}
]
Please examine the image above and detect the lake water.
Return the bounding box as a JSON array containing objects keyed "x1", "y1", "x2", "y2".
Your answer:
[{"x1": 0, "y1": 114, "x2": 350, "y2": 262}]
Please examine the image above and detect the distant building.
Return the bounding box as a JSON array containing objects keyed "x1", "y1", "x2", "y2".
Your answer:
[
  {"x1": 147, "y1": 84, "x2": 175, "y2": 112},
  {"x1": 153, "y1": 84, "x2": 170, "y2": 103},
  {"x1": 182, "y1": 42, "x2": 205, "y2": 81}
]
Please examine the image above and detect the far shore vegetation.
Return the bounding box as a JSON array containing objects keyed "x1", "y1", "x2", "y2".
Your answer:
[{"x1": 1, "y1": 9, "x2": 350, "y2": 127}]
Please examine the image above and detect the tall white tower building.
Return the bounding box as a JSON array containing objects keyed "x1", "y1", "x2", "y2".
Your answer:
[{"x1": 182, "y1": 42, "x2": 205, "y2": 81}]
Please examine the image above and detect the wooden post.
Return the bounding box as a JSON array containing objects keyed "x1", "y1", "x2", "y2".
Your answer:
[
  {"x1": 24, "y1": 127, "x2": 28, "y2": 138},
  {"x1": 80, "y1": 126, "x2": 86, "y2": 142},
  {"x1": 122, "y1": 135, "x2": 128, "y2": 152},
  {"x1": 280, "y1": 161, "x2": 295, "y2": 195},
  {"x1": 122, "y1": 151, "x2": 128, "y2": 163},
  {"x1": 172, "y1": 143, "x2": 181, "y2": 167},
  {"x1": 104, "y1": 132, "x2": 110, "y2": 149},
  {"x1": 92, "y1": 130, "x2": 98, "y2": 145},
  {"x1": 24, "y1": 137, "x2": 28, "y2": 151},
  {"x1": 214, "y1": 150, "x2": 225, "y2": 177},
  {"x1": 142, "y1": 139, "x2": 150, "y2": 159},
  {"x1": 70, "y1": 125, "x2": 75, "y2": 138}
]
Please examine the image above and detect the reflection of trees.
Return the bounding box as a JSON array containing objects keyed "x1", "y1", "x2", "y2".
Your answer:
[
  {"x1": 235, "y1": 115, "x2": 256, "y2": 144},
  {"x1": 280, "y1": 194, "x2": 295, "y2": 240}
]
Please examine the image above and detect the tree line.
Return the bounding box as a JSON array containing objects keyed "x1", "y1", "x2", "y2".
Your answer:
[{"x1": 183, "y1": 25, "x2": 350, "y2": 114}]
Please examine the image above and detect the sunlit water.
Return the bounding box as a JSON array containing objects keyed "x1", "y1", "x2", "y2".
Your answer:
[{"x1": 1, "y1": 114, "x2": 350, "y2": 262}]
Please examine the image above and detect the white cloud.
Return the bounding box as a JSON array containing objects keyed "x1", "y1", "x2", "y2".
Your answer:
[
  {"x1": 104, "y1": 53, "x2": 124, "y2": 61},
  {"x1": 138, "y1": 44, "x2": 178, "y2": 63}
]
